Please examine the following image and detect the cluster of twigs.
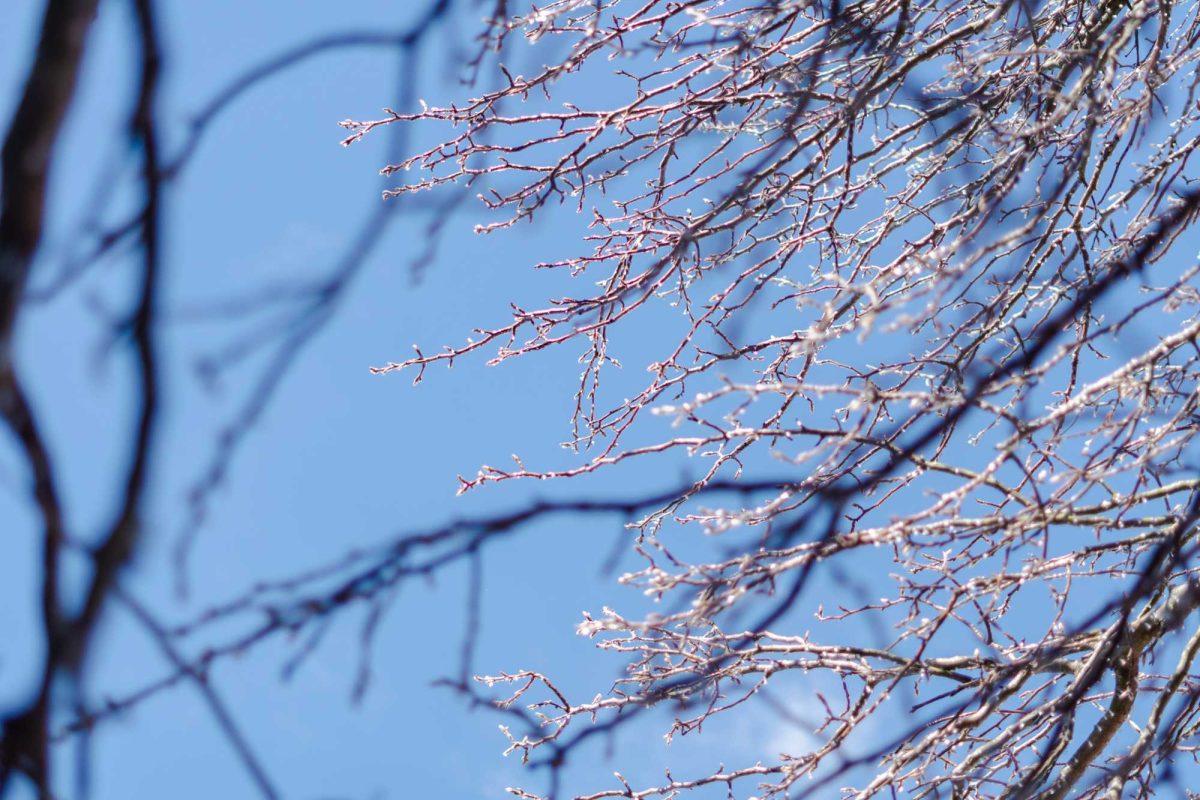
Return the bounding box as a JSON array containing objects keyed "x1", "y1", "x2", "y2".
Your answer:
[{"x1": 341, "y1": 0, "x2": 1200, "y2": 796}]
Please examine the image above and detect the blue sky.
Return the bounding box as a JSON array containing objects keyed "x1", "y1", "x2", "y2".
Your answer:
[
  {"x1": 8, "y1": 3, "x2": 1196, "y2": 799},
  {"x1": 0, "y1": 3, "x2": 826, "y2": 798}
]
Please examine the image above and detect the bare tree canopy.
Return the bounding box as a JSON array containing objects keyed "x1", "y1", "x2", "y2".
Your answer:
[{"x1": 6, "y1": 0, "x2": 1200, "y2": 798}]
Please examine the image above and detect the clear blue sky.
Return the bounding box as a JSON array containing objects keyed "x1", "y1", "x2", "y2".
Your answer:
[
  {"x1": 0, "y1": 3, "x2": 813, "y2": 798},
  {"x1": 13, "y1": 4, "x2": 1186, "y2": 799}
]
